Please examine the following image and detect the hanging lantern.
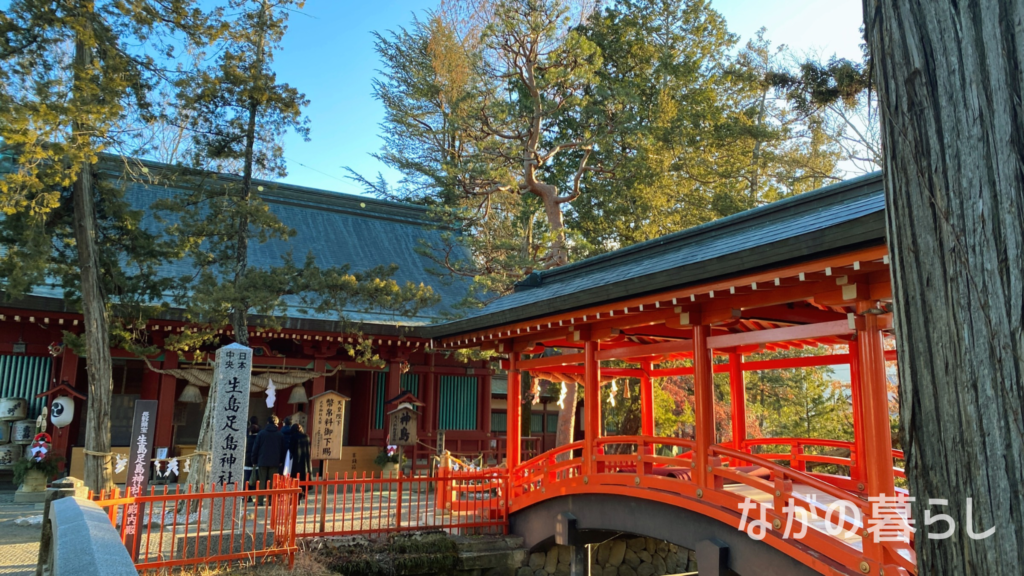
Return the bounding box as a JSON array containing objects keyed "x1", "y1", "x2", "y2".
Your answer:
[
  {"x1": 178, "y1": 383, "x2": 203, "y2": 404},
  {"x1": 287, "y1": 384, "x2": 308, "y2": 404},
  {"x1": 50, "y1": 396, "x2": 74, "y2": 428}
]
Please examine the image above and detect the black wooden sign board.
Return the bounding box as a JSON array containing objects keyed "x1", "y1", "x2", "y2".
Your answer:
[{"x1": 123, "y1": 399, "x2": 158, "y2": 560}]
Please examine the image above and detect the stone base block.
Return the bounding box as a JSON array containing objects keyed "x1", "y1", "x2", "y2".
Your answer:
[{"x1": 14, "y1": 490, "x2": 48, "y2": 503}]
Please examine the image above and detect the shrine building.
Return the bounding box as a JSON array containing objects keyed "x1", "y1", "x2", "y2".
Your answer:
[{"x1": 0, "y1": 158, "x2": 887, "y2": 487}]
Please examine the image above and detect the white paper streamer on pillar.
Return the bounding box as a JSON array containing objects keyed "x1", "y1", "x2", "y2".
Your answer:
[
  {"x1": 114, "y1": 453, "x2": 128, "y2": 474},
  {"x1": 558, "y1": 382, "x2": 567, "y2": 409},
  {"x1": 609, "y1": 380, "x2": 617, "y2": 407},
  {"x1": 265, "y1": 378, "x2": 277, "y2": 408}
]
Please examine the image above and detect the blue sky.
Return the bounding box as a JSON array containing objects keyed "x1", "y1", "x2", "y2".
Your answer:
[{"x1": 274, "y1": 0, "x2": 867, "y2": 195}]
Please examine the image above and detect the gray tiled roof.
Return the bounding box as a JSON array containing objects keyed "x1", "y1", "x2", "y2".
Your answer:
[
  {"x1": 425, "y1": 171, "x2": 886, "y2": 338},
  {"x1": 22, "y1": 161, "x2": 471, "y2": 327}
]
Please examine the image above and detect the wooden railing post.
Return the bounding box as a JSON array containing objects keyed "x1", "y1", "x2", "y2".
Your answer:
[
  {"x1": 791, "y1": 442, "x2": 806, "y2": 472},
  {"x1": 394, "y1": 471, "x2": 403, "y2": 528},
  {"x1": 318, "y1": 475, "x2": 328, "y2": 535}
]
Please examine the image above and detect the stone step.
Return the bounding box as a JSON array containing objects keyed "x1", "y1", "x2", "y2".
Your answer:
[
  {"x1": 458, "y1": 549, "x2": 528, "y2": 571},
  {"x1": 456, "y1": 535, "x2": 525, "y2": 553}
]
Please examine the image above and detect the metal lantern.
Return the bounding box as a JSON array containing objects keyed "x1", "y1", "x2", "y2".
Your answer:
[
  {"x1": 0, "y1": 398, "x2": 27, "y2": 421},
  {"x1": 49, "y1": 396, "x2": 74, "y2": 428},
  {"x1": 287, "y1": 384, "x2": 308, "y2": 405}
]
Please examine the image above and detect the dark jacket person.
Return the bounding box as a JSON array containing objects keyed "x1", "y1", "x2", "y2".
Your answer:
[
  {"x1": 244, "y1": 416, "x2": 260, "y2": 482},
  {"x1": 289, "y1": 424, "x2": 313, "y2": 484},
  {"x1": 250, "y1": 415, "x2": 285, "y2": 503}
]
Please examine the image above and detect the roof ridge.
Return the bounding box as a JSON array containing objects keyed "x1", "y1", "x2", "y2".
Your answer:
[
  {"x1": 523, "y1": 171, "x2": 883, "y2": 287},
  {"x1": 98, "y1": 153, "x2": 435, "y2": 223}
]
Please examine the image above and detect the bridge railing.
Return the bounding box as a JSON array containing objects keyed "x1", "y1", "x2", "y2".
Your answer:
[
  {"x1": 709, "y1": 445, "x2": 916, "y2": 575},
  {"x1": 510, "y1": 435, "x2": 915, "y2": 576}
]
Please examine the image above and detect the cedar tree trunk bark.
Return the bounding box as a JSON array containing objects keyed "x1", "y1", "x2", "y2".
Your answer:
[{"x1": 864, "y1": 0, "x2": 1024, "y2": 571}]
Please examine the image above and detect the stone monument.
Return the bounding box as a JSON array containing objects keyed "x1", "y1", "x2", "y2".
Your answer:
[{"x1": 208, "y1": 343, "x2": 252, "y2": 531}]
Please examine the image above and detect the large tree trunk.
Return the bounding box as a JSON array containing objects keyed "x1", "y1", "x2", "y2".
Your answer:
[
  {"x1": 539, "y1": 192, "x2": 569, "y2": 267},
  {"x1": 73, "y1": 35, "x2": 114, "y2": 494},
  {"x1": 864, "y1": 1, "x2": 1024, "y2": 572}
]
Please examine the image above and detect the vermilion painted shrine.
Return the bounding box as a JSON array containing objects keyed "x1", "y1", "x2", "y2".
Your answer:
[{"x1": 0, "y1": 163, "x2": 912, "y2": 575}]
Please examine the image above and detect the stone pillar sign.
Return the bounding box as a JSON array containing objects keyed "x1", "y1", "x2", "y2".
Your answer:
[{"x1": 211, "y1": 343, "x2": 250, "y2": 487}]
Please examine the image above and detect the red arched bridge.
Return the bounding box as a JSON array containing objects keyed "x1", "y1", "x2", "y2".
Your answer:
[{"x1": 430, "y1": 209, "x2": 914, "y2": 576}]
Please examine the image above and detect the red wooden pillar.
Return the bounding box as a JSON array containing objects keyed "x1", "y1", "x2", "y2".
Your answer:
[
  {"x1": 848, "y1": 340, "x2": 867, "y2": 487},
  {"x1": 480, "y1": 374, "x2": 492, "y2": 436},
  {"x1": 506, "y1": 352, "x2": 522, "y2": 469},
  {"x1": 639, "y1": 360, "x2": 655, "y2": 475},
  {"x1": 153, "y1": 354, "x2": 177, "y2": 450},
  {"x1": 386, "y1": 359, "x2": 402, "y2": 405},
  {"x1": 311, "y1": 358, "x2": 327, "y2": 397},
  {"x1": 583, "y1": 340, "x2": 601, "y2": 476},
  {"x1": 639, "y1": 360, "x2": 655, "y2": 436},
  {"x1": 693, "y1": 323, "x2": 715, "y2": 487},
  {"x1": 855, "y1": 301, "x2": 895, "y2": 499},
  {"x1": 424, "y1": 369, "x2": 436, "y2": 434},
  {"x1": 728, "y1": 352, "x2": 746, "y2": 450},
  {"x1": 140, "y1": 364, "x2": 159, "y2": 401}
]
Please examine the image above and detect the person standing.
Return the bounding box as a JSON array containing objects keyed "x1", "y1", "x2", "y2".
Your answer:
[
  {"x1": 244, "y1": 416, "x2": 260, "y2": 484},
  {"x1": 289, "y1": 424, "x2": 313, "y2": 501},
  {"x1": 250, "y1": 415, "x2": 285, "y2": 504}
]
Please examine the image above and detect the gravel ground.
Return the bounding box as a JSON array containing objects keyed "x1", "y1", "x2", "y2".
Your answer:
[{"x1": 0, "y1": 495, "x2": 42, "y2": 576}]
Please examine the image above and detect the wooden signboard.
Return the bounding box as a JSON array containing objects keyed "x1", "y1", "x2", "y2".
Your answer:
[
  {"x1": 310, "y1": 391, "x2": 349, "y2": 460},
  {"x1": 123, "y1": 399, "x2": 157, "y2": 560},
  {"x1": 323, "y1": 446, "x2": 381, "y2": 476},
  {"x1": 387, "y1": 403, "x2": 419, "y2": 446}
]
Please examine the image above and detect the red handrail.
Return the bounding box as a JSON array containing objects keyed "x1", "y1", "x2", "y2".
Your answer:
[{"x1": 507, "y1": 436, "x2": 915, "y2": 576}]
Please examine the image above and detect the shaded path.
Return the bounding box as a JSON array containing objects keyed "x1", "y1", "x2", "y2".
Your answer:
[{"x1": 0, "y1": 496, "x2": 41, "y2": 576}]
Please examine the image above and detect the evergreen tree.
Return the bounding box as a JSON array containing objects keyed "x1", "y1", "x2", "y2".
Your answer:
[
  {"x1": 157, "y1": 0, "x2": 438, "y2": 490},
  {"x1": 0, "y1": 0, "x2": 215, "y2": 492}
]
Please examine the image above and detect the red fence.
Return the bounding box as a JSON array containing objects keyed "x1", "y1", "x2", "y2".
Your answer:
[
  {"x1": 91, "y1": 470, "x2": 506, "y2": 571},
  {"x1": 294, "y1": 470, "x2": 507, "y2": 538},
  {"x1": 91, "y1": 476, "x2": 300, "y2": 573}
]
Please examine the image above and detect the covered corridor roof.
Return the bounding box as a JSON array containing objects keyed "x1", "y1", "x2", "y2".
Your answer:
[{"x1": 425, "y1": 171, "x2": 886, "y2": 341}]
